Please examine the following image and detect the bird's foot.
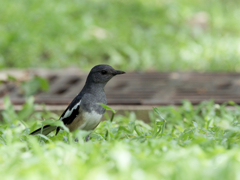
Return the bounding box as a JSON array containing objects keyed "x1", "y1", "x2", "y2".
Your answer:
[{"x1": 85, "y1": 134, "x2": 91, "y2": 142}]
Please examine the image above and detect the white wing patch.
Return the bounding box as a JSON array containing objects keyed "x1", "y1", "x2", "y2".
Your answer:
[{"x1": 60, "y1": 100, "x2": 81, "y2": 121}]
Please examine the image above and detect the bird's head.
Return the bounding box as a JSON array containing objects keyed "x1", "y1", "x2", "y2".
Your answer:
[{"x1": 87, "y1": 64, "x2": 125, "y2": 84}]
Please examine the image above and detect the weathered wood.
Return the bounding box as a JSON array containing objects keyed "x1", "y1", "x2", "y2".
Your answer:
[{"x1": 1, "y1": 69, "x2": 240, "y2": 106}]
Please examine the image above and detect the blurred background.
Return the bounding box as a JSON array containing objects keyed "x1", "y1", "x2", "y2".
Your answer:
[{"x1": 1, "y1": 0, "x2": 240, "y2": 72}]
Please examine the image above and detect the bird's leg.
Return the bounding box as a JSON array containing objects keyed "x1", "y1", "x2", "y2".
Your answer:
[
  {"x1": 85, "y1": 133, "x2": 91, "y2": 142},
  {"x1": 74, "y1": 133, "x2": 91, "y2": 142}
]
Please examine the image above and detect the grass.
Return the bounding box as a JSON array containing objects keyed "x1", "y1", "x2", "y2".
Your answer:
[
  {"x1": 1, "y1": 97, "x2": 240, "y2": 179},
  {"x1": 1, "y1": 0, "x2": 240, "y2": 71},
  {"x1": 1, "y1": 1, "x2": 240, "y2": 178}
]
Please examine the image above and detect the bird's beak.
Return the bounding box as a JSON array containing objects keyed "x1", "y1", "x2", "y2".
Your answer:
[{"x1": 113, "y1": 70, "x2": 125, "y2": 76}]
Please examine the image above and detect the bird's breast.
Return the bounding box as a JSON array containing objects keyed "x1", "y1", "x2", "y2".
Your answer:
[{"x1": 79, "y1": 111, "x2": 103, "y2": 131}]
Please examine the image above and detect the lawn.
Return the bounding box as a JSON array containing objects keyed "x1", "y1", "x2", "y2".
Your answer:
[
  {"x1": 1, "y1": 97, "x2": 240, "y2": 179},
  {"x1": 1, "y1": 0, "x2": 240, "y2": 179},
  {"x1": 1, "y1": 0, "x2": 240, "y2": 71}
]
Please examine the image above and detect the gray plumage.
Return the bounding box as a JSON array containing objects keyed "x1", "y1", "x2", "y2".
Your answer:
[{"x1": 30, "y1": 65, "x2": 125, "y2": 139}]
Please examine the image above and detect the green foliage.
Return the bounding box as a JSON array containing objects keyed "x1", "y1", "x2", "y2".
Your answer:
[
  {"x1": 153, "y1": 107, "x2": 166, "y2": 137},
  {"x1": 1, "y1": 0, "x2": 240, "y2": 71},
  {"x1": 99, "y1": 103, "x2": 116, "y2": 139},
  {"x1": 1, "y1": 98, "x2": 240, "y2": 179},
  {"x1": 20, "y1": 76, "x2": 49, "y2": 97}
]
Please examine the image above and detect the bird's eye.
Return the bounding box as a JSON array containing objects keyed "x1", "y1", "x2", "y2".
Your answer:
[{"x1": 101, "y1": 70, "x2": 107, "y2": 75}]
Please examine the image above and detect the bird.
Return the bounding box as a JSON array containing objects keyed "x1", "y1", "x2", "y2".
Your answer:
[{"x1": 30, "y1": 64, "x2": 125, "y2": 141}]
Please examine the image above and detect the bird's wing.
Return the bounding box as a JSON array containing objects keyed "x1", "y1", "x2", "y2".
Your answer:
[
  {"x1": 56, "y1": 95, "x2": 82, "y2": 135},
  {"x1": 60, "y1": 96, "x2": 82, "y2": 125}
]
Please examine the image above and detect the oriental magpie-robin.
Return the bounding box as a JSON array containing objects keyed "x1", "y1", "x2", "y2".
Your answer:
[{"x1": 30, "y1": 65, "x2": 125, "y2": 141}]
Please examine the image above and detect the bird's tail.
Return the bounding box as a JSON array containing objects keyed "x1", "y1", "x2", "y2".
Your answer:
[{"x1": 30, "y1": 125, "x2": 57, "y2": 136}]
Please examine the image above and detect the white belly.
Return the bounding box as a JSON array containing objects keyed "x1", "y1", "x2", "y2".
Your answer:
[{"x1": 79, "y1": 111, "x2": 102, "y2": 131}]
